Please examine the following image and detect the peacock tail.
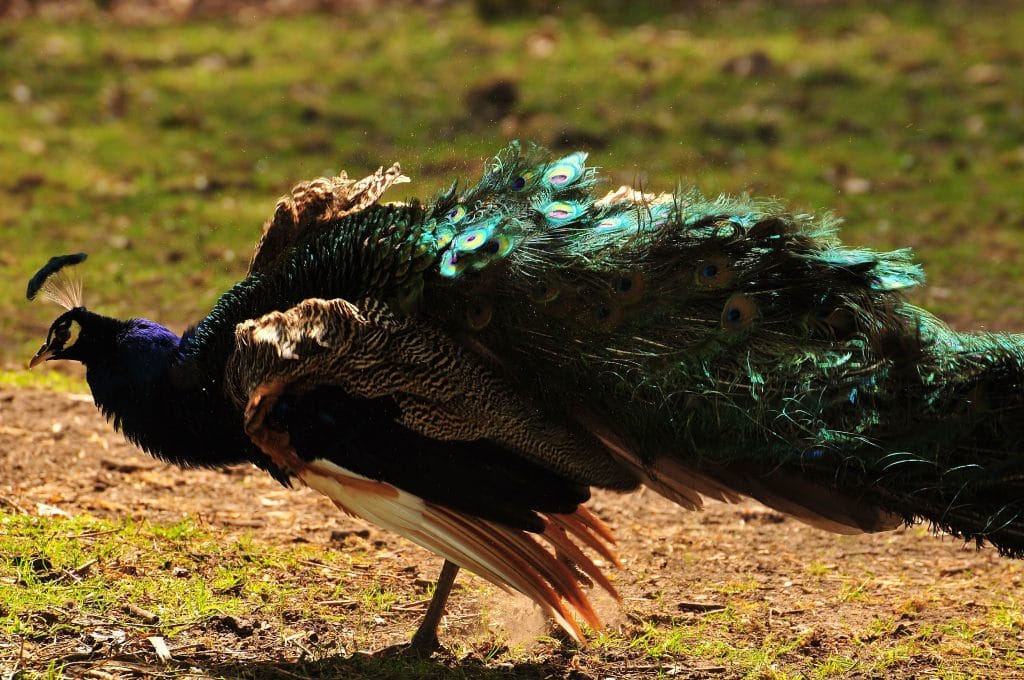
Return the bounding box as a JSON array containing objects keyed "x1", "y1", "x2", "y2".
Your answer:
[{"x1": 386, "y1": 141, "x2": 1024, "y2": 555}]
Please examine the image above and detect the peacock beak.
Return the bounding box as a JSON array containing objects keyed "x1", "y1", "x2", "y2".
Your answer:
[{"x1": 28, "y1": 346, "x2": 54, "y2": 369}]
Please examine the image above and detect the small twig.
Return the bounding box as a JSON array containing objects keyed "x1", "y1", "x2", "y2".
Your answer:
[
  {"x1": 315, "y1": 598, "x2": 359, "y2": 608},
  {"x1": 14, "y1": 636, "x2": 25, "y2": 676},
  {"x1": 167, "y1": 642, "x2": 204, "y2": 653},
  {"x1": 86, "y1": 613, "x2": 207, "y2": 632},
  {"x1": 939, "y1": 565, "x2": 970, "y2": 577},
  {"x1": 74, "y1": 529, "x2": 122, "y2": 540},
  {"x1": 72, "y1": 558, "x2": 99, "y2": 574},
  {"x1": 0, "y1": 495, "x2": 29, "y2": 514},
  {"x1": 298, "y1": 559, "x2": 347, "y2": 573},
  {"x1": 627, "y1": 663, "x2": 727, "y2": 674},
  {"x1": 219, "y1": 518, "x2": 265, "y2": 528},
  {"x1": 443, "y1": 613, "x2": 479, "y2": 623},
  {"x1": 391, "y1": 597, "x2": 431, "y2": 612},
  {"x1": 126, "y1": 603, "x2": 160, "y2": 624},
  {"x1": 676, "y1": 602, "x2": 727, "y2": 613}
]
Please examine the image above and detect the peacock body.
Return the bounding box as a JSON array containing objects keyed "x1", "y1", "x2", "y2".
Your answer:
[{"x1": 28, "y1": 142, "x2": 1024, "y2": 645}]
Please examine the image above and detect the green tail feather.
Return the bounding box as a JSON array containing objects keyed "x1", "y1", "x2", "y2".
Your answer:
[{"x1": 400, "y1": 142, "x2": 1024, "y2": 556}]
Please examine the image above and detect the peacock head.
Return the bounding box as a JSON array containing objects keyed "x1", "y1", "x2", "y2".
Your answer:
[
  {"x1": 26, "y1": 252, "x2": 93, "y2": 368},
  {"x1": 29, "y1": 307, "x2": 96, "y2": 368}
]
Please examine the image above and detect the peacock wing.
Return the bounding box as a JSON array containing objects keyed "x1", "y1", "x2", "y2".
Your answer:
[
  {"x1": 248, "y1": 164, "x2": 410, "y2": 274},
  {"x1": 223, "y1": 296, "x2": 634, "y2": 639}
]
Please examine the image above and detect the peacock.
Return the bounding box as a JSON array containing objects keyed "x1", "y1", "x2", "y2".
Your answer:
[{"x1": 26, "y1": 142, "x2": 1024, "y2": 650}]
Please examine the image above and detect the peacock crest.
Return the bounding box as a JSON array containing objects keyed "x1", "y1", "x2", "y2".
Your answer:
[{"x1": 25, "y1": 252, "x2": 87, "y2": 310}]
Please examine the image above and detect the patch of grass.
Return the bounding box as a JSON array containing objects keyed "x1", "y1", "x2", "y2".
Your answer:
[
  {"x1": 3, "y1": 507, "x2": 1022, "y2": 676},
  {"x1": 0, "y1": 369, "x2": 88, "y2": 393},
  {"x1": 894, "y1": 594, "x2": 930, "y2": 617},
  {"x1": 857, "y1": 614, "x2": 898, "y2": 642},
  {"x1": 990, "y1": 598, "x2": 1024, "y2": 633},
  {"x1": 0, "y1": 514, "x2": 312, "y2": 638},
  {"x1": 715, "y1": 578, "x2": 761, "y2": 595},
  {"x1": 4, "y1": 508, "x2": 584, "y2": 677},
  {"x1": 838, "y1": 578, "x2": 872, "y2": 602},
  {"x1": 806, "y1": 561, "x2": 832, "y2": 579},
  {"x1": 360, "y1": 584, "x2": 399, "y2": 613},
  {"x1": 811, "y1": 653, "x2": 858, "y2": 678},
  {"x1": 622, "y1": 619, "x2": 813, "y2": 676}
]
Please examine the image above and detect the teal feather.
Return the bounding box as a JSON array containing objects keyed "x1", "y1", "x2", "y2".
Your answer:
[
  {"x1": 537, "y1": 199, "x2": 588, "y2": 225},
  {"x1": 541, "y1": 152, "x2": 589, "y2": 188}
]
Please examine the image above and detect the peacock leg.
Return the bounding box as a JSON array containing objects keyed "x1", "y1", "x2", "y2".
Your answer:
[{"x1": 408, "y1": 559, "x2": 460, "y2": 652}]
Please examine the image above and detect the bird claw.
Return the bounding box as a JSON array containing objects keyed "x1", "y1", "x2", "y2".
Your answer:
[{"x1": 407, "y1": 628, "x2": 443, "y2": 655}]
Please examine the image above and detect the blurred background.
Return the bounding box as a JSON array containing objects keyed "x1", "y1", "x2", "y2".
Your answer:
[{"x1": 2, "y1": 0, "x2": 1023, "y2": 376}]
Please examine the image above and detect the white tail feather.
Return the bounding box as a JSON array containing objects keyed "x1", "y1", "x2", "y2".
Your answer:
[{"x1": 300, "y1": 459, "x2": 619, "y2": 641}]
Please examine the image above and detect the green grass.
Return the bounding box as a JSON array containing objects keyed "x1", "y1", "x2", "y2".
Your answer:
[
  {"x1": 0, "y1": 511, "x2": 535, "y2": 678},
  {"x1": 0, "y1": 514, "x2": 339, "y2": 640},
  {"x1": 0, "y1": 368, "x2": 88, "y2": 392},
  {"x1": 3, "y1": 495, "x2": 1022, "y2": 677},
  {"x1": 4, "y1": 2, "x2": 1024, "y2": 367}
]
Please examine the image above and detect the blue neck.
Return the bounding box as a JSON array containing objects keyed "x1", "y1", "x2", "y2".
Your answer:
[{"x1": 87, "y1": 318, "x2": 263, "y2": 471}]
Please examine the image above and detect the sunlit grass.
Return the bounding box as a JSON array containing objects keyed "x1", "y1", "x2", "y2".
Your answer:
[{"x1": 0, "y1": 369, "x2": 88, "y2": 393}]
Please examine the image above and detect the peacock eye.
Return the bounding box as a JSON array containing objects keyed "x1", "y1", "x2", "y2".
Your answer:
[
  {"x1": 529, "y1": 277, "x2": 560, "y2": 303},
  {"x1": 721, "y1": 294, "x2": 758, "y2": 331},
  {"x1": 610, "y1": 271, "x2": 646, "y2": 303},
  {"x1": 510, "y1": 176, "x2": 526, "y2": 191},
  {"x1": 588, "y1": 303, "x2": 624, "y2": 331},
  {"x1": 445, "y1": 205, "x2": 467, "y2": 223},
  {"x1": 454, "y1": 225, "x2": 495, "y2": 253},
  {"x1": 466, "y1": 297, "x2": 493, "y2": 331},
  {"x1": 542, "y1": 155, "x2": 585, "y2": 188},
  {"x1": 696, "y1": 255, "x2": 733, "y2": 288},
  {"x1": 539, "y1": 200, "x2": 584, "y2": 224},
  {"x1": 546, "y1": 203, "x2": 572, "y2": 220},
  {"x1": 439, "y1": 250, "x2": 464, "y2": 278}
]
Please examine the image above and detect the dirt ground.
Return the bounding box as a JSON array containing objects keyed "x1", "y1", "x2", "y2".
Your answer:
[{"x1": 2, "y1": 387, "x2": 1023, "y2": 678}]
